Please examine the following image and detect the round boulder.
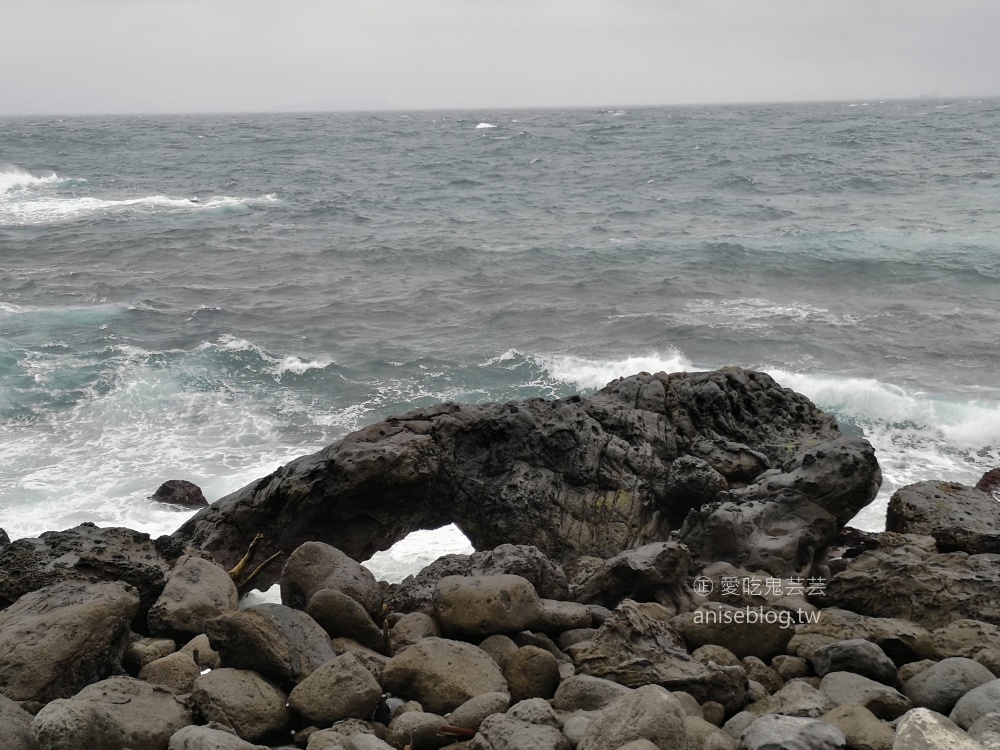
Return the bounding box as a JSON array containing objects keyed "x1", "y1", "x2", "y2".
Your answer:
[
  {"x1": 432, "y1": 574, "x2": 542, "y2": 638},
  {"x1": 192, "y1": 668, "x2": 289, "y2": 743},
  {"x1": 288, "y1": 653, "x2": 382, "y2": 725},
  {"x1": 503, "y1": 646, "x2": 561, "y2": 703}
]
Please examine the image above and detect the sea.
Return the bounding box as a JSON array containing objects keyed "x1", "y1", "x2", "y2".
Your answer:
[{"x1": 2, "y1": 100, "x2": 999, "y2": 582}]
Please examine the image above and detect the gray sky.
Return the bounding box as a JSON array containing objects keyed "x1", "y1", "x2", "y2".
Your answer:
[{"x1": 4, "y1": 0, "x2": 999, "y2": 115}]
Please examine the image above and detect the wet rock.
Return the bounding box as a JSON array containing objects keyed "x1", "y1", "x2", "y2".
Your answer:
[
  {"x1": 174, "y1": 370, "x2": 850, "y2": 581},
  {"x1": 0, "y1": 693, "x2": 37, "y2": 750},
  {"x1": 192, "y1": 668, "x2": 289, "y2": 743},
  {"x1": 205, "y1": 603, "x2": 336, "y2": 687},
  {"x1": 148, "y1": 555, "x2": 238, "y2": 639},
  {"x1": 288, "y1": 654, "x2": 382, "y2": 725},
  {"x1": 307, "y1": 588, "x2": 385, "y2": 651},
  {"x1": 381, "y1": 637, "x2": 508, "y2": 715},
  {"x1": 31, "y1": 676, "x2": 192, "y2": 750},
  {"x1": 280, "y1": 542, "x2": 382, "y2": 618},
  {"x1": 895, "y1": 707, "x2": 984, "y2": 749},
  {"x1": 138, "y1": 651, "x2": 201, "y2": 694},
  {"x1": 949, "y1": 678, "x2": 1000, "y2": 730},
  {"x1": 0, "y1": 580, "x2": 138, "y2": 702},
  {"x1": 151, "y1": 479, "x2": 210, "y2": 509},
  {"x1": 818, "y1": 672, "x2": 910, "y2": 720},
  {"x1": 577, "y1": 684, "x2": 687, "y2": 750},
  {"x1": 502, "y1": 646, "x2": 560, "y2": 702},
  {"x1": 976, "y1": 469, "x2": 1000, "y2": 500},
  {"x1": 0, "y1": 523, "x2": 175, "y2": 613},
  {"x1": 811, "y1": 639, "x2": 898, "y2": 685},
  {"x1": 570, "y1": 600, "x2": 748, "y2": 713},
  {"x1": 472, "y1": 713, "x2": 570, "y2": 750},
  {"x1": 903, "y1": 657, "x2": 995, "y2": 715},
  {"x1": 168, "y1": 726, "x2": 269, "y2": 750},
  {"x1": 741, "y1": 714, "x2": 846, "y2": 750},
  {"x1": 433, "y1": 574, "x2": 542, "y2": 638}
]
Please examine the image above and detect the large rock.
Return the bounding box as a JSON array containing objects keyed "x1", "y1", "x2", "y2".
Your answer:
[
  {"x1": 949, "y1": 679, "x2": 1000, "y2": 730},
  {"x1": 503, "y1": 646, "x2": 560, "y2": 702},
  {"x1": 148, "y1": 555, "x2": 238, "y2": 638},
  {"x1": 746, "y1": 681, "x2": 837, "y2": 719},
  {"x1": 280, "y1": 542, "x2": 382, "y2": 617},
  {"x1": 151, "y1": 479, "x2": 210, "y2": 509},
  {"x1": 741, "y1": 714, "x2": 846, "y2": 750},
  {"x1": 433, "y1": 574, "x2": 542, "y2": 638},
  {"x1": 818, "y1": 672, "x2": 911, "y2": 720},
  {"x1": 887, "y1": 480, "x2": 1000, "y2": 554},
  {"x1": 895, "y1": 707, "x2": 985, "y2": 749},
  {"x1": 791, "y1": 607, "x2": 929, "y2": 665},
  {"x1": 168, "y1": 726, "x2": 269, "y2": 750},
  {"x1": 288, "y1": 653, "x2": 382, "y2": 725},
  {"x1": 31, "y1": 676, "x2": 192, "y2": 750},
  {"x1": 569, "y1": 599, "x2": 748, "y2": 713},
  {"x1": 0, "y1": 523, "x2": 178, "y2": 612},
  {"x1": 577, "y1": 684, "x2": 687, "y2": 750},
  {"x1": 903, "y1": 657, "x2": 995, "y2": 715},
  {"x1": 307, "y1": 588, "x2": 385, "y2": 651},
  {"x1": 569, "y1": 542, "x2": 693, "y2": 611},
  {"x1": 0, "y1": 693, "x2": 37, "y2": 750},
  {"x1": 818, "y1": 705, "x2": 893, "y2": 750},
  {"x1": 0, "y1": 580, "x2": 138, "y2": 702},
  {"x1": 811, "y1": 639, "x2": 898, "y2": 685},
  {"x1": 552, "y1": 674, "x2": 633, "y2": 712},
  {"x1": 827, "y1": 544, "x2": 1000, "y2": 628},
  {"x1": 381, "y1": 637, "x2": 508, "y2": 714},
  {"x1": 472, "y1": 713, "x2": 570, "y2": 750},
  {"x1": 205, "y1": 603, "x2": 336, "y2": 687},
  {"x1": 672, "y1": 603, "x2": 794, "y2": 661},
  {"x1": 191, "y1": 668, "x2": 289, "y2": 743},
  {"x1": 173, "y1": 369, "x2": 864, "y2": 580}
]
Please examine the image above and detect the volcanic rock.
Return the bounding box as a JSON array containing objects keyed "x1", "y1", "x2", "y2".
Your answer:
[
  {"x1": 192, "y1": 668, "x2": 289, "y2": 743},
  {"x1": 150, "y1": 479, "x2": 209, "y2": 508},
  {"x1": 280, "y1": 541, "x2": 382, "y2": 618},
  {"x1": 148, "y1": 554, "x2": 238, "y2": 639},
  {"x1": 887, "y1": 480, "x2": 1000, "y2": 553}
]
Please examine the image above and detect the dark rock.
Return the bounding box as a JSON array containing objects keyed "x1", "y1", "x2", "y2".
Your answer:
[
  {"x1": 903, "y1": 657, "x2": 995, "y2": 715},
  {"x1": 148, "y1": 555, "x2": 238, "y2": 639},
  {"x1": 280, "y1": 541, "x2": 382, "y2": 618},
  {"x1": 288, "y1": 653, "x2": 382, "y2": 725},
  {"x1": 0, "y1": 580, "x2": 138, "y2": 703},
  {"x1": 138, "y1": 651, "x2": 201, "y2": 694},
  {"x1": 124, "y1": 635, "x2": 177, "y2": 675},
  {"x1": 192, "y1": 668, "x2": 289, "y2": 743},
  {"x1": 502, "y1": 646, "x2": 560, "y2": 703},
  {"x1": 811, "y1": 639, "x2": 898, "y2": 685},
  {"x1": 824, "y1": 526, "x2": 880, "y2": 576},
  {"x1": 307, "y1": 589, "x2": 385, "y2": 651},
  {"x1": 976, "y1": 469, "x2": 1000, "y2": 500},
  {"x1": 791, "y1": 607, "x2": 928, "y2": 666},
  {"x1": 151, "y1": 479, "x2": 210, "y2": 508},
  {"x1": 827, "y1": 544, "x2": 1000, "y2": 629},
  {"x1": 173, "y1": 369, "x2": 857, "y2": 583},
  {"x1": 0, "y1": 528, "x2": 9, "y2": 547},
  {"x1": 433, "y1": 574, "x2": 542, "y2": 638},
  {"x1": 447, "y1": 692, "x2": 511, "y2": 731},
  {"x1": 887, "y1": 480, "x2": 1000, "y2": 553},
  {"x1": 205, "y1": 603, "x2": 336, "y2": 688},
  {"x1": 0, "y1": 523, "x2": 175, "y2": 615},
  {"x1": 569, "y1": 541, "x2": 693, "y2": 611},
  {"x1": 389, "y1": 612, "x2": 440, "y2": 654},
  {"x1": 741, "y1": 714, "x2": 846, "y2": 750},
  {"x1": 569, "y1": 599, "x2": 748, "y2": 713}
]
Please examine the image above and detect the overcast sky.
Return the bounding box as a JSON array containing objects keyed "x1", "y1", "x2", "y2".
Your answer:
[{"x1": 4, "y1": 0, "x2": 999, "y2": 115}]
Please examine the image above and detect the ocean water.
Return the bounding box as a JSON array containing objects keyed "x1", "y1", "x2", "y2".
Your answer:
[{"x1": 2, "y1": 100, "x2": 999, "y2": 580}]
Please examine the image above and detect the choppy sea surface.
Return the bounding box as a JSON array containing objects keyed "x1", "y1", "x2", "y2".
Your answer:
[{"x1": 3, "y1": 100, "x2": 999, "y2": 580}]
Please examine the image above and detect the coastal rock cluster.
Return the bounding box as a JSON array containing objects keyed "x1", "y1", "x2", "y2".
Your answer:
[{"x1": 0, "y1": 368, "x2": 999, "y2": 749}]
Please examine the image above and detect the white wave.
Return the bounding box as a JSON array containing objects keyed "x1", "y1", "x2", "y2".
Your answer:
[
  {"x1": 685, "y1": 298, "x2": 856, "y2": 328},
  {"x1": 539, "y1": 350, "x2": 698, "y2": 391},
  {"x1": 206, "y1": 334, "x2": 335, "y2": 380},
  {"x1": 274, "y1": 355, "x2": 334, "y2": 376},
  {"x1": 0, "y1": 164, "x2": 63, "y2": 194},
  {"x1": 363, "y1": 524, "x2": 474, "y2": 583},
  {"x1": 482, "y1": 348, "x2": 520, "y2": 366},
  {"x1": 476, "y1": 123, "x2": 497, "y2": 129}
]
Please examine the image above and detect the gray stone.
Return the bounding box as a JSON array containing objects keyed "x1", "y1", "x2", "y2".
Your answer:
[
  {"x1": 478, "y1": 635, "x2": 519, "y2": 670},
  {"x1": 693, "y1": 645, "x2": 742, "y2": 668},
  {"x1": 773, "y1": 656, "x2": 812, "y2": 681},
  {"x1": 811, "y1": 639, "x2": 897, "y2": 686},
  {"x1": 179, "y1": 633, "x2": 221, "y2": 669},
  {"x1": 472, "y1": 713, "x2": 570, "y2": 750},
  {"x1": 138, "y1": 651, "x2": 201, "y2": 694},
  {"x1": 169, "y1": 726, "x2": 269, "y2": 750},
  {"x1": 0, "y1": 580, "x2": 139, "y2": 702},
  {"x1": 447, "y1": 692, "x2": 511, "y2": 731},
  {"x1": 502, "y1": 646, "x2": 560, "y2": 703},
  {"x1": 389, "y1": 612, "x2": 440, "y2": 654},
  {"x1": 742, "y1": 657, "x2": 784, "y2": 694},
  {"x1": 723, "y1": 711, "x2": 757, "y2": 740},
  {"x1": 307, "y1": 588, "x2": 385, "y2": 651},
  {"x1": 818, "y1": 705, "x2": 893, "y2": 750},
  {"x1": 917, "y1": 619, "x2": 1000, "y2": 660},
  {"x1": 793, "y1": 607, "x2": 929, "y2": 666},
  {"x1": 818, "y1": 672, "x2": 910, "y2": 721},
  {"x1": 151, "y1": 479, "x2": 210, "y2": 509},
  {"x1": 746, "y1": 681, "x2": 836, "y2": 719},
  {"x1": 124, "y1": 636, "x2": 177, "y2": 674},
  {"x1": 686, "y1": 715, "x2": 739, "y2": 750},
  {"x1": 570, "y1": 542, "x2": 694, "y2": 612},
  {"x1": 506, "y1": 698, "x2": 561, "y2": 727},
  {"x1": 385, "y1": 711, "x2": 451, "y2": 750},
  {"x1": 148, "y1": 555, "x2": 238, "y2": 638},
  {"x1": 31, "y1": 676, "x2": 192, "y2": 750},
  {"x1": 950, "y1": 678, "x2": 1000, "y2": 730},
  {"x1": 673, "y1": 604, "x2": 794, "y2": 661},
  {"x1": 433, "y1": 574, "x2": 542, "y2": 638},
  {"x1": 559, "y1": 628, "x2": 598, "y2": 650},
  {"x1": 280, "y1": 541, "x2": 382, "y2": 617},
  {"x1": 552, "y1": 674, "x2": 633, "y2": 712},
  {"x1": 381, "y1": 637, "x2": 508, "y2": 715},
  {"x1": 886, "y1": 480, "x2": 1000, "y2": 553},
  {"x1": 0, "y1": 693, "x2": 37, "y2": 750},
  {"x1": 192, "y1": 668, "x2": 289, "y2": 743},
  {"x1": 205, "y1": 603, "x2": 336, "y2": 687},
  {"x1": 332, "y1": 638, "x2": 389, "y2": 682},
  {"x1": 894, "y1": 707, "x2": 985, "y2": 749},
  {"x1": 537, "y1": 598, "x2": 592, "y2": 632},
  {"x1": 289, "y1": 654, "x2": 383, "y2": 725},
  {"x1": 577, "y1": 685, "x2": 687, "y2": 750},
  {"x1": 969, "y1": 712, "x2": 1000, "y2": 749},
  {"x1": 903, "y1": 657, "x2": 995, "y2": 715},
  {"x1": 898, "y1": 660, "x2": 935, "y2": 685},
  {"x1": 741, "y1": 714, "x2": 846, "y2": 750}
]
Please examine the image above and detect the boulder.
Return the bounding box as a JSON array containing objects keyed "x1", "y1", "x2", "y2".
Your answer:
[
  {"x1": 0, "y1": 693, "x2": 37, "y2": 750},
  {"x1": 746, "y1": 681, "x2": 836, "y2": 719},
  {"x1": 773, "y1": 656, "x2": 812, "y2": 681},
  {"x1": 179, "y1": 633, "x2": 221, "y2": 669},
  {"x1": 288, "y1": 654, "x2": 383, "y2": 725},
  {"x1": 502, "y1": 646, "x2": 560, "y2": 703},
  {"x1": 331, "y1": 638, "x2": 389, "y2": 682},
  {"x1": 977, "y1": 469, "x2": 1000, "y2": 500},
  {"x1": 537, "y1": 599, "x2": 592, "y2": 632},
  {"x1": 741, "y1": 714, "x2": 846, "y2": 750},
  {"x1": 148, "y1": 555, "x2": 238, "y2": 638},
  {"x1": 0, "y1": 580, "x2": 138, "y2": 702},
  {"x1": 693, "y1": 645, "x2": 742, "y2": 668},
  {"x1": 686, "y1": 715, "x2": 738, "y2": 749},
  {"x1": 280, "y1": 542, "x2": 382, "y2": 618},
  {"x1": 577, "y1": 684, "x2": 687, "y2": 750},
  {"x1": 0, "y1": 528, "x2": 9, "y2": 547},
  {"x1": 672, "y1": 603, "x2": 795, "y2": 661},
  {"x1": 811, "y1": 640, "x2": 897, "y2": 685},
  {"x1": 447, "y1": 692, "x2": 511, "y2": 731},
  {"x1": 886, "y1": 480, "x2": 1000, "y2": 553},
  {"x1": 968, "y1": 712, "x2": 1000, "y2": 749},
  {"x1": 479, "y1": 635, "x2": 519, "y2": 670},
  {"x1": 569, "y1": 600, "x2": 748, "y2": 713},
  {"x1": 827, "y1": 544, "x2": 1000, "y2": 629},
  {"x1": 151, "y1": 479, "x2": 210, "y2": 509},
  {"x1": 124, "y1": 636, "x2": 177, "y2": 675},
  {"x1": 381, "y1": 637, "x2": 508, "y2": 714},
  {"x1": 138, "y1": 651, "x2": 201, "y2": 694},
  {"x1": 205, "y1": 603, "x2": 336, "y2": 687},
  {"x1": 173, "y1": 370, "x2": 856, "y2": 581},
  {"x1": 818, "y1": 672, "x2": 910, "y2": 720},
  {"x1": 552, "y1": 675, "x2": 633, "y2": 712},
  {"x1": 385, "y1": 710, "x2": 452, "y2": 750},
  {"x1": 472, "y1": 713, "x2": 570, "y2": 750},
  {"x1": 168, "y1": 726, "x2": 269, "y2": 750},
  {"x1": 903, "y1": 657, "x2": 995, "y2": 715},
  {"x1": 818, "y1": 705, "x2": 893, "y2": 750},
  {"x1": 894, "y1": 707, "x2": 984, "y2": 749},
  {"x1": 31, "y1": 676, "x2": 192, "y2": 750},
  {"x1": 433, "y1": 574, "x2": 542, "y2": 638},
  {"x1": 389, "y1": 612, "x2": 440, "y2": 654},
  {"x1": 950, "y1": 679, "x2": 1000, "y2": 730},
  {"x1": 307, "y1": 588, "x2": 385, "y2": 651},
  {"x1": 916, "y1": 619, "x2": 1000, "y2": 660},
  {"x1": 0, "y1": 523, "x2": 176, "y2": 612},
  {"x1": 569, "y1": 542, "x2": 694, "y2": 611},
  {"x1": 192, "y1": 668, "x2": 289, "y2": 743},
  {"x1": 742, "y1": 657, "x2": 784, "y2": 694},
  {"x1": 792, "y1": 608, "x2": 928, "y2": 666}
]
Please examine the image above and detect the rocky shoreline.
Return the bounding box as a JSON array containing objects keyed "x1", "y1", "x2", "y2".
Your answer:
[{"x1": 2, "y1": 368, "x2": 1000, "y2": 749}]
